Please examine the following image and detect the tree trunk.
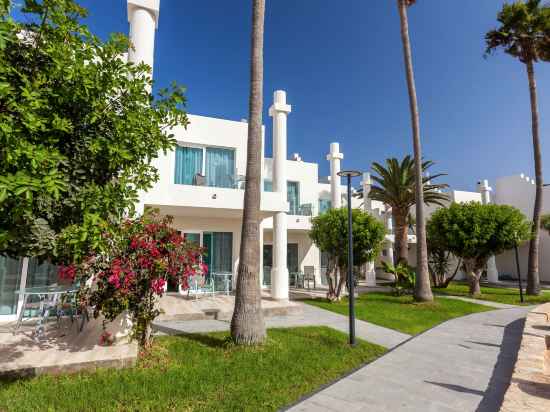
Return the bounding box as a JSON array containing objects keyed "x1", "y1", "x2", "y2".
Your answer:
[
  {"x1": 464, "y1": 259, "x2": 481, "y2": 296},
  {"x1": 393, "y1": 210, "x2": 409, "y2": 264},
  {"x1": 335, "y1": 265, "x2": 347, "y2": 300},
  {"x1": 230, "y1": 0, "x2": 266, "y2": 345},
  {"x1": 525, "y1": 60, "x2": 542, "y2": 296},
  {"x1": 468, "y1": 271, "x2": 481, "y2": 296},
  {"x1": 397, "y1": 0, "x2": 433, "y2": 302}
]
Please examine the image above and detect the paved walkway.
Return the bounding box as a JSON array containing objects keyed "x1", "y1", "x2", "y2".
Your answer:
[
  {"x1": 287, "y1": 306, "x2": 530, "y2": 412},
  {"x1": 154, "y1": 302, "x2": 411, "y2": 349},
  {"x1": 436, "y1": 294, "x2": 517, "y2": 309}
]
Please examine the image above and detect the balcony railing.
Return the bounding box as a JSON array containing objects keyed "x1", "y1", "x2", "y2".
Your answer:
[{"x1": 288, "y1": 203, "x2": 314, "y2": 216}]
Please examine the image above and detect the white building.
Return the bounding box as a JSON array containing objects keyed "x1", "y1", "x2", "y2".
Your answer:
[{"x1": 1, "y1": 0, "x2": 548, "y2": 323}]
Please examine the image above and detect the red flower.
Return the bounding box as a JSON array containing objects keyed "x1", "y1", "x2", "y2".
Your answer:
[
  {"x1": 150, "y1": 278, "x2": 166, "y2": 295},
  {"x1": 108, "y1": 274, "x2": 121, "y2": 289},
  {"x1": 58, "y1": 264, "x2": 76, "y2": 282}
]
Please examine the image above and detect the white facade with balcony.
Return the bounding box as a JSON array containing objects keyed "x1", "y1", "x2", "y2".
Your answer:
[{"x1": 3, "y1": 0, "x2": 550, "y2": 323}]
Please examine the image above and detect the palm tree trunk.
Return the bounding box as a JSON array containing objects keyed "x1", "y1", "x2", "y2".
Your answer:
[
  {"x1": 397, "y1": 0, "x2": 432, "y2": 302},
  {"x1": 393, "y1": 210, "x2": 409, "y2": 264},
  {"x1": 525, "y1": 60, "x2": 542, "y2": 296},
  {"x1": 230, "y1": 0, "x2": 267, "y2": 344}
]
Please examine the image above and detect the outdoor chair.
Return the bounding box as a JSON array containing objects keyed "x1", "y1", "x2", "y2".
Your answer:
[
  {"x1": 303, "y1": 266, "x2": 316, "y2": 289},
  {"x1": 299, "y1": 203, "x2": 313, "y2": 216},
  {"x1": 194, "y1": 173, "x2": 206, "y2": 186},
  {"x1": 187, "y1": 274, "x2": 215, "y2": 299},
  {"x1": 289, "y1": 272, "x2": 304, "y2": 288},
  {"x1": 234, "y1": 174, "x2": 246, "y2": 189}
]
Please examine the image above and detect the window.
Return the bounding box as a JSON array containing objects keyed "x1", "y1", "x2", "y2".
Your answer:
[
  {"x1": 318, "y1": 198, "x2": 331, "y2": 214},
  {"x1": 175, "y1": 145, "x2": 235, "y2": 188},
  {"x1": 287, "y1": 181, "x2": 300, "y2": 215},
  {"x1": 174, "y1": 146, "x2": 203, "y2": 185},
  {"x1": 264, "y1": 179, "x2": 273, "y2": 192},
  {"x1": 205, "y1": 147, "x2": 235, "y2": 188}
]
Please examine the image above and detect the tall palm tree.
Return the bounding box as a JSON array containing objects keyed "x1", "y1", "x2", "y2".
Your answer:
[
  {"x1": 486, "y1": 0, "x2": 550, "y2": 296},
  {"x1": 396, "y1": 0, "x2": 432, "y2": 302},
  {"x1": 230, "y1": 0, "x2": 266, "y2": 345},
  {"x1": 356, "y1": 156, "x2": 448, "y2": 268}
]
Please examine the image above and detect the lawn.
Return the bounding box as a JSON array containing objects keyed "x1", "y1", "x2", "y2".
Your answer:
[
  {"x1": 0, "y1": 327, "x2": 386, "y2": 412},
  {"x1": 434, "y1": 282, "x2": 550, "y2": 306},
  {"x1": 305, "y1": 292, "x2": 493, "y2": 335}
]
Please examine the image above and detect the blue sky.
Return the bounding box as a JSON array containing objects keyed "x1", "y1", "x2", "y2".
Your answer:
[{"x1": 15, "y1": 0, "x2": 550, "y2": 191}]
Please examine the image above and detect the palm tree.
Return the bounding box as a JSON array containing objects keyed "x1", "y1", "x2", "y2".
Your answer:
[
  {"x1": 230, "y1": 0, "x2": 266, "y2": 345},
  {"x1": 396, "y1": 0, "x2": 432, "y2": 302},
  {"x1": 486, "y1": 0, "x2": 550, "y2": 296},
  {"x1": 356, "y1": 156, "x2": 448, "y2": 268}
]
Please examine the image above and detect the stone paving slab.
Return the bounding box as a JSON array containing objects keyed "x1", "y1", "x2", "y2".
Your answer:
[
  {"x1": 154, "y1": 302, "x2": 411, "y2": 349},
  {"x1": 286, "y1": 307, "x2": 530, "y2": 412}
]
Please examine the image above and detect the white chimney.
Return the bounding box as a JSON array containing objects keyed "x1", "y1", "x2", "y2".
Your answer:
[{"x1": 127, "y1": 0, "x2": 160, "y2": 76}]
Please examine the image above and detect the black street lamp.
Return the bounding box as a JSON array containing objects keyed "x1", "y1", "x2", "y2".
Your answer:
[
  {"x1": 338, "y1": 169, "x2": 362, "y2": 346},
  {"x1": 513, "y1": 232, "x2": 524, "y2": 303}
]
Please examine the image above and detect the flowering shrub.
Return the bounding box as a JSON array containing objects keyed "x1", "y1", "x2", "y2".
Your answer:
[{"x1": 65, "y1": 210, "x2": 206, "y2": 348}]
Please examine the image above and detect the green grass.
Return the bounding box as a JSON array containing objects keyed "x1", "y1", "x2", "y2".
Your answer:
[
  {"x1": 435, "y1": 282, "x2": 550, "y2": 306},
  {"x1": 0, "y1": 327, "x2": 386, "y2": 412},
  {"x1": 305, "y1": 292, "x2": 494, "y2": 335}
]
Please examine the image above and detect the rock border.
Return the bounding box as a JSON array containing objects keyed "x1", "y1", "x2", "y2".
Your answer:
[{"x1": 500, "y1": 302, "x2": 550, "y2": 411}]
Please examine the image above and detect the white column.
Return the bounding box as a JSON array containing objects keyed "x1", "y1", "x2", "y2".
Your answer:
[
  {"x1": 269, "y1": 90, "x2": 291, "y2": 300},
  {"x1": 478, "y1": 179, "x2": 499, "y2": 283},
  {"x1": 385, "y1": 205, "x2": 395, "y2": 265},
  {"x1": 361, "y1": 173, "x2": 376, "y2": 286},
  {"x1": 127, "y1": 0, "x2": 160, "y2": 75},
  {"x1": 326, "y1": 143, "x2": 343, "y2": 208}
]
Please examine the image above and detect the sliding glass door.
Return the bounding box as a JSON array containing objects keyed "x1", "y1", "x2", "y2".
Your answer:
[
  {"x1": 262, "y1": 243, "x2": 299, "y2": 286},
  {"x1": 0, "y1": 256, "x2": 23, "y2": 317},
  {"x1": 180, "y1": 231, "x2": 233, "y2": 292},
  {"x1": 287, "y1": 181, "x2": 300, "y2": 215}
]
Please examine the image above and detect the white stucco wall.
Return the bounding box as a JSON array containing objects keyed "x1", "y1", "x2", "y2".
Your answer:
[{"x1": 493, "y1": 174, "x2": 550, "y2": 282}]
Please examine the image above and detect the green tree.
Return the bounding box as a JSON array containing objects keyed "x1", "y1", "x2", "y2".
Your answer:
[
  {"x1": 0, "y1": 0, "x2": 187, "y2": 262},
  {"x1": 230, "y1": 0, "x2": 266, "y2": 345},
  {"x1": 310, "y1": 208, "x2": 386, "y2": 301},
  {"x1": 427, "y1": 202, "x2": 530, "y2": 296},
  {"x1": 356, "y1": 156, "x2": 448, "y2": 265},
  {"x1": 396, "y1": 0, "x2": 432, "y2": 302},
  {"x1": 485, "y1": 0, "x2": 550, "y2": 296},
  {"x1": 427, "y1": 226, "x2": 462, "y2": 289}
]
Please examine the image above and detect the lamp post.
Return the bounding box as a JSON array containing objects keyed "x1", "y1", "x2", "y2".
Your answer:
[
  {"x1": 338, "y1": 169, "x2": 361, "y2": 346},
  {"x1": 514, "y1": 232, "x2": 524, "y2": 303}
]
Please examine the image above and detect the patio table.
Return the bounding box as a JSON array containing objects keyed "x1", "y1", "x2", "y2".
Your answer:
[{"x1": 14, "y1": 285, "x2": 83, "y2": 338}]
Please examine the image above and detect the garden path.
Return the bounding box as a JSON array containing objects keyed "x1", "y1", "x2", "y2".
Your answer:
[
  {"x1": 287, "y1": 306, "x2": 530, "y2": 412},
  {"x1": 153, "y1": 302, "x2": 411, "y2": 349}
]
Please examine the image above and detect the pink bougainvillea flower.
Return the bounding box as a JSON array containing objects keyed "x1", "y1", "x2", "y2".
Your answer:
[
  {"x1": 58, "y1": 264, "x2": 76, "y2": 282},
  {"x1": 107, "y1": 274, "x2": 121, "y2": 289},
  {"x1": 150, "y1": 278, "x2": 166, "y2": 295}
]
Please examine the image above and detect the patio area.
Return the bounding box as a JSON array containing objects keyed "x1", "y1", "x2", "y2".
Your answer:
[
  {"x1": 0, "y1": 291, "x2": 302, "y2": 379},
  {"x1": 0, "y1": 316, "x2": 137, "y2": 379}
]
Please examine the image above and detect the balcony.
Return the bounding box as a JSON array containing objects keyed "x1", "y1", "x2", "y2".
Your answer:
[{"x1": 141, "y1": 176, "x2": 287, "y2": 219}]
